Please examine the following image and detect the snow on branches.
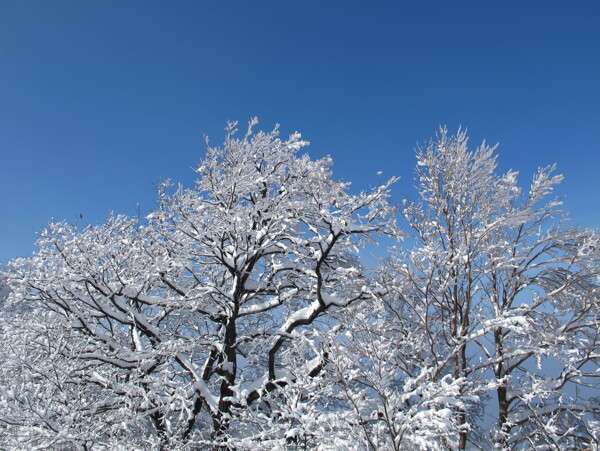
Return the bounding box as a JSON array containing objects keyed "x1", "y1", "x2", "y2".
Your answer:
[
  {"x1": 1, "y1": 119, "x2": 397, "y2": 449},
  {"x1": 1, "y1": 123, "x2": 598, "y2": 450}
]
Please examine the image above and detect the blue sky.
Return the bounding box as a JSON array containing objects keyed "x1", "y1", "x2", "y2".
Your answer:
[{"x1": 1, "y1": 1, "x2": 599, "y2": 261}]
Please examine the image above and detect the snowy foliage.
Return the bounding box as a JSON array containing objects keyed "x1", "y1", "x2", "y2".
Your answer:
[
  {"x1": 1, "y1": 122, "x2": 599, "y2": 450},
  {"x1": 384, "y1": 128, "x2": 600, "y2": 449},
  {"x1": 1, "y1": 120, "x2": 397, "y2": 449}
]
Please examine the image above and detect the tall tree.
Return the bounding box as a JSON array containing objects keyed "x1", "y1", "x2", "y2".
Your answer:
[
  {"x1": 384, "y1": 128, "x2": 600, "y2": 449},
  {"x1": 2, "y1": 124, "x2": 598, "y2": 450},
  {"x1": 1, "y1": 119, "x2": 397, "y2": 448}
]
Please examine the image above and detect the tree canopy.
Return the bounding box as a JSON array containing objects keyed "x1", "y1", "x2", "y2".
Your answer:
[{"x1": 1, "y1": 121, "x2": 599, "y2": 450}]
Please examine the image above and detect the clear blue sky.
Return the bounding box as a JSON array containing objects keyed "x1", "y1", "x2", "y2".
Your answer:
[{"x1": 1, "y1": 1, "x2": 599, "y2": 261}]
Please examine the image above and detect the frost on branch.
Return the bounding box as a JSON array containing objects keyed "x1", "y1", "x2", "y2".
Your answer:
[
  {"x1": 386, "y1": 127, "x2": 600, "y2": 450},
  {"x1": 1, "y1": 123, "x2": 598, "y2": 450},
  {"x1": 0, "y1": 119, "x2": 397, "y2": 448}
]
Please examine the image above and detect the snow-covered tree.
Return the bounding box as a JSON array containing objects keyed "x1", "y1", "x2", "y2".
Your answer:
[
  {"x1": 379, "y1": 128, "x2": 600, "y2": 449},
  {"x1": 1, "y1": 119, "x2": 397, "y2": 448},
  {"x1": 0, "y1": 271, "x2": 9, "y2": 306},
  {"x1": 322, "y1": 297, "x2": 471, "y2": 451},
  {"x1": 2, "y1": 123, "x2": 598, "y2": 450}
]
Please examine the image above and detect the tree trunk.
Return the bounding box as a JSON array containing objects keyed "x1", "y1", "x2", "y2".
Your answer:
[{"x1": 212, "y1": 317, "x2": 238, "y2": 445}]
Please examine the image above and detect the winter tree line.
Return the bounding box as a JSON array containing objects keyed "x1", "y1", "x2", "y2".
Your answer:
[{"x1": 1, "y1": 119, "x2": 599, "y2": 450}]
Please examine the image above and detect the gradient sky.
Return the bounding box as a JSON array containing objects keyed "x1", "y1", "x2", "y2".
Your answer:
[{"x1": 1, "y1": 1, "x2": 599, "y2": 262}]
